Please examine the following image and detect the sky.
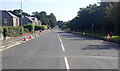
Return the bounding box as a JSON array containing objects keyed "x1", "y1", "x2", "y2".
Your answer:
[{"x1": 1, "y1": 0, "x2": 100, "y2": 21}]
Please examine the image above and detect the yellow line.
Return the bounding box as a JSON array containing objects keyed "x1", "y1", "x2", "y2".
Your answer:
[
  {"x1": 0, "y1": 35, "x2": 41, "y2": 51},
  {"x1": 0, "y1": 42, "x2": 21, "y2": 51},
  {"x1": 0, "y1": 31, "x2": 50, "y2": 52}
]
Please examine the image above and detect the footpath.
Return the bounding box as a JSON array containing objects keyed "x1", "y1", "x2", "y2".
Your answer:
[{"x1": 0, "y1": 30, "x2": 49, "y2": 51}]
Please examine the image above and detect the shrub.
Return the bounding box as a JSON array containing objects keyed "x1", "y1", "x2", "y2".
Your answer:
[
  {"x1": 24, "y1": 28, "x2": 29, "y2": 33},
  {"x1": 35, "y1": 26, "x2": 41, "y2": 31},
  {"x1": 2, "y1": 26, "x2": 22, "y2": 38},
  {"x1": 40, "y1": 25, "x2": 48, "y2": 30},
  {"x1": 23, "y1": 23, "x2": 34, "y2": 32},
  {"x1": 0, "y1": 26, "x2": 3, "y2": 33},
  {"x1": 3, "y1": 27, "x2": 8, "y2": 38},
  {"x1": 47, "y1": 25, "x2": 51, "y2": 29},
  {"x1": 20, "y1": 26, "x2": 24, "y2": 35}
]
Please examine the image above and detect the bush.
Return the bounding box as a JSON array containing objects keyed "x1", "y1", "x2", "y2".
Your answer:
[
  {"x1": 35, "y1": 26, "x2": 41, "y2": 31},
  {"x1": 20, "y1": 26, "x2": 24, "y2": 35},
  {"x1": 40, "y1": 25, "x2": 48, "y2": 30},
  {"x1": 23, "y1": 23, "x2": 34, "y2": 32},
  {"x1": 24, "y1": 28, "x2": 29, "y2": 33},
  {"x1": 3, "y1": 27, "x2": 8, "y2": 38},
  {"x1": 47, "y1": 25, "x2": 51, "y2": 29},
  {"x1": 0, "y1": 26, "x2": 3, "y2": 33}
]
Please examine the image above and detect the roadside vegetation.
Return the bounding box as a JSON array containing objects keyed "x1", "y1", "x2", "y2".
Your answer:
[
  {"x1": 2, "y1": 24, "x2": 49, "y2": 40},
  {"x1": 58, "y1": 2, "x2": 120, "y2": 44},
  {"x1": 1, "y1": 10, "x2": 57, "y2": 40}
]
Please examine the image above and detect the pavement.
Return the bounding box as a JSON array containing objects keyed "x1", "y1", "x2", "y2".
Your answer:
[
  {"x1": 1, "y1": 30, "x2": 45, "y2": 50},
  {"x1": 1, "y1": 27, "x2": 119, "y2": 70}
]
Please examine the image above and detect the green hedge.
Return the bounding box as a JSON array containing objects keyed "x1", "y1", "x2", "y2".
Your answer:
[
  {"x1": 23, "y1": 23, "x2": 34, "y2": 33},
  {"x1": 40, "y1": 25, "x2": 48, "y2": 30},
  {"x1": 2, "y1": 24, "x2": 49, "y2": 39},
  {"x1": 2, "y1": 26, "x2": 21, "y2": 37},
  {"x1": 35, "y1": 26, "x2": 41, "y2": 31}
]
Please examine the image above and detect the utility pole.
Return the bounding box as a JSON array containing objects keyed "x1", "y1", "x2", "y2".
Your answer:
[{"x1": 21, "y1": 0, "x2": 23, "y2": 26}]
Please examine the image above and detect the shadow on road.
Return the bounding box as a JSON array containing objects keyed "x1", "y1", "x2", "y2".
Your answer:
[
  {"x1": 58, "y1": 31, "x2": 119, "y2": 50},
  {"x1": 58, "y1": 31, "x2": 95, "y2": 41},
  {"x1": 82, "y1": 44, "x2": 119, "y2": 50}
]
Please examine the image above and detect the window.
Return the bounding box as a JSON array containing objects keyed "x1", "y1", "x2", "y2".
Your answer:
[{"x1": 4, "y1": 18, "x2": 7, "y2": 24}]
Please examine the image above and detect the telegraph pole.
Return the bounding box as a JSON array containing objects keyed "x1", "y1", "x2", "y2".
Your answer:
[{"x1": 21, "y1": 0, "x2": 23, "y2": 25}]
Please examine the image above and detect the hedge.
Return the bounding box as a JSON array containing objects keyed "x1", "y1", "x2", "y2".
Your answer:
[
  {"x1": 40, "y1": 25, "x2": 48, "y2": 30},
  {"x1": 2, "y1": 26, "x2": 20, "y2": 37},
  {"x1": 35, "y1": 26, "x2": 41, "y2": 31},
  {"x1": 2, "y1": 24, "x2": 49, "y2": 39},
  {"x1": 23, "y1": 23, "x2": 34, "y2": 33}
]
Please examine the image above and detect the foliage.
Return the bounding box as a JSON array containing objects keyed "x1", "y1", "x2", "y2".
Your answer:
[
  {"x1": 32, "y1": 11, "x2": 57, "y2": 28},
  {"x1": 20, "y1": 26, "x2": 24, "y2": 34},
  {"x1": 2, "y1": 26, "x2": 20, "y2": 37},
  {"x1": 24, "y1": 28, "x2": 29, "y2": 33},
  {"x1": 40, "y1": 25, "x2": 48, "y2": 30},
  {"x1": 8, "y1": 9, "x2": 30, "y2": 18},
  {"x1": 2, "y1": 27, "x2": 8, "y2": 37},
  {"x1": 23, "y1": 23, "x2": 34, "y2": 33},
  {"x1": 0, "y1": 26, "x2": 3, "y2": 33},
  {"x1": 2, "y1": 24, "x2": 48, "y2": 39},
  {"x1": 58, "y1": 2, "x2": 120, "y2": 35},
  {"x1": 35, "y1": 26, "x2": 41, "y2": 31}
]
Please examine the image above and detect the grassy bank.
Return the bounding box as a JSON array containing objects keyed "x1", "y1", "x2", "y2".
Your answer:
[{"x1": 63, "y1": 29, "x2": 120, "y2": 45}]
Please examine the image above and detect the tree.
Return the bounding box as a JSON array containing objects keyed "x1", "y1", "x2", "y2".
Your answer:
[
  {"x1": 32, "y1": 11, "x2": 57, "y2": 28},
  {"x1": 8, "y1": 9, "x2": 29, "y2": 18}
]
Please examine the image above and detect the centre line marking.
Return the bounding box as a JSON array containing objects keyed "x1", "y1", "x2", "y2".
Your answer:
[
  {"x1": 57, "y1": 33, "x2": 70, "y2": 70},
  {"x1": 61, "y1": 43, "x2": 65, "y2": 52},
  {"x1": 64, "y1": 57, "x2": 70, "y2": 70},
  {"x1": 59, "y1": 39, "x2": 62, "y2": 43}
]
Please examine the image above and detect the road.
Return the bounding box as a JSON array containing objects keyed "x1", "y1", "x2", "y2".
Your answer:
[{"x1": 2, "y1": 27, "x2": 119, "y2": 70}]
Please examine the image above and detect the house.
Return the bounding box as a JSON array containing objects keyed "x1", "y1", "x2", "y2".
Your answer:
[
  {"x1": 30, "y1": 17, "x2": 40, "y2": 26},
  {"x1": 0, "y1": 10, "x2": 19, "y2": 26},
  {"x1": 19, "y1": 16, "x2": 33, "y2": 25},
  {"x1": 20, "y1": 16, "x2": 41, "y2": 26}
]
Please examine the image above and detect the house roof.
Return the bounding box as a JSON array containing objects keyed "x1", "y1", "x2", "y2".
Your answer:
[
  {"x1": 8, "y1": 12, "x2": 18, "y2": 18},
  {"x1": 26, "y1": 16, "x2": 34, "y2": 22},
  {"x1": 0, "y1": 10, "x2": 18, "y2": 18}
]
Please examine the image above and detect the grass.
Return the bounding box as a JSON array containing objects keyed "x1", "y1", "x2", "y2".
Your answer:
[
  {"x1": 63, "y1": 29, "x2": 120, "y2": 44},
  {"x1": 110, "y1": 36, "x2": 120, "y2": 41}
]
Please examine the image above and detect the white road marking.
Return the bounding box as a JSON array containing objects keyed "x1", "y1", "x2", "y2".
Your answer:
[
  {"x1": 59, "y1": 39, "x2": 62, "y2": 43},
  {"x1": 64, "y1": 57, "x2": 70, "y2": 70},
  {"x1": 57, "y1": 34, "x2": 61, "y2": 39},
  {"x1": 57, "y1": 33, "x2": 65, "y2": 52},
  {"x1": 57, "y1": 33, "x2": 70, "y2": 70},
  {"x1": 61, "y1": 43, "x2": 65, "y2": 52}
]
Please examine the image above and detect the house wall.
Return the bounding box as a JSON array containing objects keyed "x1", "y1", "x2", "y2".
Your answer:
[
  {"x1": 2, "y1": 17, "x2": 13, "y2": 26},
  {"x1": 1, "y1": 11, "x2": 13, "y2": 26},
  {"x1": 13, "y1": 18, "x2": 19, "y2": 26}
]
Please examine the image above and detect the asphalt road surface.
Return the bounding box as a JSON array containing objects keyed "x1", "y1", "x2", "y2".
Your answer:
[{"x1": 2, "y1": 27, "x2": 119, "y2": 70}]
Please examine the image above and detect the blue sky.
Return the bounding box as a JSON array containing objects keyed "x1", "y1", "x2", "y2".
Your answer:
[{"x1": 1, "y1": 0, "x2": 99, "y2": 21}]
